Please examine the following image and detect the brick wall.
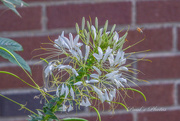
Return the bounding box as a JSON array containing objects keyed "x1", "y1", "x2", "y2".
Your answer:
[{"x1": 0, "y1": 0, "x2": 180, "y2": 121}]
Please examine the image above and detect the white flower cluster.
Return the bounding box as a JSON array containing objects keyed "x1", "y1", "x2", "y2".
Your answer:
[{"x1": 44, "y1": 18, "x2": 131, "y2": 112}]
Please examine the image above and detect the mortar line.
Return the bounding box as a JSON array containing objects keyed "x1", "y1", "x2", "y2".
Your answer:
[{"x1": 41, "y1": 4, "x2": 48, "y2": 32}]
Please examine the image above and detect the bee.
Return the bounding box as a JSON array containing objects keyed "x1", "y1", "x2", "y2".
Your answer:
[{"x1": 137, "y1": 27, "x2": 143, "y2": 33}]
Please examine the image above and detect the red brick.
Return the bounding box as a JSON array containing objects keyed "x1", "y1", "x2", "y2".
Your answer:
[
  {"x1": 178, "y1": 28, "x2": 180, "y2": 51},
  {"x1": 91, "y1": 84, "x2": 173, "y2": 112},
  {"x1": 0, "y1": 6, "x2": 41, "y2": 32},
  {"x1": 0, "y1": 35, "x2": 59, "y2": 62},
  {"x1": 137, "y1": 56, "x2": 180, "y2": 80},
  {"x1": 47, "y1": 2, "x2": 131, "y2": 29},
  {"x1": 124, "y1": 28, "x2": 172, "y2": 52},
  {"x1": 138, "y1": 110, "x2": 180, "y2": 121},
  {"x1": 0, "y1": 65, "x2": 44, "y2": 89},
  {"x1": 82, "y1": 113, "x2": 133, "y2": 121},
  {"x1": 137, "y1": 1, "x2": 180, "y2": 23},
  {"x1": 178, "y1": 84, "x2": 180, "y2": 105}
]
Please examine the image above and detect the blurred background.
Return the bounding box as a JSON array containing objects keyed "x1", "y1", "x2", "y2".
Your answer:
[{"x1": 0, "y1": 0, "x2": 180, "y2": 121}]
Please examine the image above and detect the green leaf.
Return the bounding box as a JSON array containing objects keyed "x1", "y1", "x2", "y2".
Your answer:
[
  {"x1": 0, "y1": 46, "x2": 31, "y2": 74},
  {"x1": 62, "y1": 118, "x2": 88, "y2": 121},
  {"x1": 1, "y1": 0, "x2": 21, "y2": 16},
  {"x1": 1, "y1": 0, "x2": 28, "y2": 17},
  {"x1": 0, "y1": 37, "x2": 23, "y2": 51}
]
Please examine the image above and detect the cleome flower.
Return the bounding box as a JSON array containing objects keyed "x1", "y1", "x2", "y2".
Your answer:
[{"x1": 43, "y1": 17, "x2": 147, "y2": 114}]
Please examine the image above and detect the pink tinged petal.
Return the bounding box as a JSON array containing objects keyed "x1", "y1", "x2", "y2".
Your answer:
[
  {"x1": 108, "y1": 54, "x2": 114, "y2": 67},
  {"x1": 119, "y1": 66, "x2": 128, "y2": 71},
  {"x1": 68, "y1": 104, "x2": 73, "y2": 112},
  {"x1": 92, "y1": 66, "x2": 102, "y2": 75},
  {"x1": 70, "y1": 87, "x2": 75, "y2": 100},
  {"x1": 74, "y1": 81, "x2": 83, "y2": 86},
  {"x1": 103, "y1": 46, "x2": 112, "y2": 62},
  {"x1": 91, "y1": 25, "x2": 96, "y2": 40},
  {"x1": 92, "y1": 86, "x2": 104, "y2": 103},
  {"x1": 72, "y1": 68, "x2": 79, "y2": 77},
  {"x1": 85, "y1": 45, "x2": 90, "y2": 61},
  {"x1": 90, "y1": 74, "x2": 99, "y2": 79}
]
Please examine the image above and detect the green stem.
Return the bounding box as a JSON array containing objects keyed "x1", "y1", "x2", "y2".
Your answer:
[{"x1": 0, "y1": 93, "x2": 37, "y2": 116}]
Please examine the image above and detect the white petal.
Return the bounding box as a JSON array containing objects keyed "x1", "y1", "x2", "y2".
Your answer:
[
  {"x1": 90, "y1": 74, "x2": 99, "y2": 79},
  {"x1": 74, "y1": 81, "x2": 83, "y2": 86},
  {"x1": 69, "y1": 33, "x2": 74, "y2": 48},
  {"x1": 70, "y1": 49, "x2": 80, "y2": 61},
  {"x1": 105, "y1": 71, "x2": 119, "y2": 79},
  {"x1": 72, "y1": 68, "x2": 79, "y2": 77},
  {"x1": 108, "y1": 54, "x2": 114, "y2": 67},
  {"x1": 119, "y1": 78, "x2": 127, "y2": 83},
  {"x1": 89, "y1": 79, "x2": 99, "y2": 83},
  {"x1": 113, "y1": 31, "x2": 119, "y2": 43},
  {"x1": 70, "y1": 87, "x2": 75, "y2": 100},
  {"x1": 68, "y1": 104, "x2": 73, "y2": 112},
  {"x1": 44, "y1": 64, "x2": 54, "y2": 77},
  {"x1": 85, "y1": 97, "x2": 91, "y2": 107},
  {"x1": 62, "y1": 104, "x2": 67, "y2": 112},
  {"x1": 57, "y1": 65, "x2": 72, "y2": 70},
  {"x1": 119, "y1": 66, "x2": 128, "y2": 71},
  {"x1": 93, "y1": 53, "x2": 101, "y2": 62},
  {"x1": 92, "y1": 66, "x2": 102, "y2": 75},
  {"x1": 75, "y1": 47, "x2": 83, "y2": 60},
  {"x1": 76, "y1": 43, "x2": 83, "y2": 47},
  {"x1": 61, "y1": 31, "x2": 65, "y2": 37},
  {"x1": 104, "y1": 89, "x2": 110, "y2": 103},
  {"x1": 56, "y1": 85, "x2": 60, "y2": 97},
  {"x1": 60, "y1": 84, "x2": 65, "y2": 96},
  {"x1": 62, "y1": 36, "x2": 71, "y2": 50},
  {"x1": 85, "y1": 45, "x2": 90, "y2": 61},
  {"x1": 98, "y1": 47, "x2": 103, "y2": 59},
  {"x1": 80, "y1": 99, "x2": 86, "y2": 106},
  {"x1": 99, "y1": 28, "x2": 103, "y2": 36},
  {"x1": 92, "y1": 86, "x2": 104, "y2": 103},
  {"x1": 64, "y1": 85, "x2": 69, "y2": 99},
  {"x1": 91, "y1": 25, "x2": 96, "y2": 40},
  {"x1": 60, "y1": 36, "x2": 70, "y2": 50},
  {"x1": 103, "y1": 46, "x2": 112, "y2": 62},
  {"x1": 114, "y1": 50, "x2": 121, "y2": 65},
  {"x1": 74, "y1": 35, "x2": 79, "y2": 45}
]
